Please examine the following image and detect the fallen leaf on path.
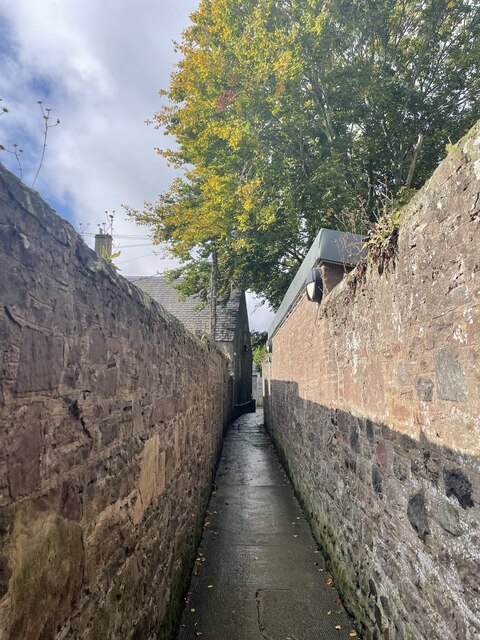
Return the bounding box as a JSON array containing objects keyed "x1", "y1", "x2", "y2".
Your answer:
[
  {"x1": 207, "y1": 585, "x2": 213, "y2": 589},
  {"x1": 190, "y1": 608, "x2": 196, "y2": 613},
  {"x1": 349, "y1": 632, "x2": 358, "y2": 637},
  {"x1": 327, "y1": 610, "x2": 332, "y2": 616},
  {"x1": 335, "y1": 625, "x2": 342, "y2": 630},
  {"x1": 335, "y1": 598, "x2": 341, "y2": 605}
]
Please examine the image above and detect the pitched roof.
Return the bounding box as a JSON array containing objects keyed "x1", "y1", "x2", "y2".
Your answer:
[{"x1": 127, "y1": 276, "x2": 242, "y2": 342}]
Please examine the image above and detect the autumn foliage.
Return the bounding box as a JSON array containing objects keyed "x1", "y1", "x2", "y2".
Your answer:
[{"x1": 130, "y1": 0, "x2": 480, "y2": 308}]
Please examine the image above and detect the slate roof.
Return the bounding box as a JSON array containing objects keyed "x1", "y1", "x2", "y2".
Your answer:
[{"x1": 127, "y1": 276, "x2": 241, "y2": 343}]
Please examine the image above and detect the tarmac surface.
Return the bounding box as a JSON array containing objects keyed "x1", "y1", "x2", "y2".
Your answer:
[{"x1": 176, "y1": 411, "x2": 360, "y2": 640}]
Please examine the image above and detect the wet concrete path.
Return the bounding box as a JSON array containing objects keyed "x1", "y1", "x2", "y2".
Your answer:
[{"x1": 176, "y1": 411, "x2": 359, "y2": 640}]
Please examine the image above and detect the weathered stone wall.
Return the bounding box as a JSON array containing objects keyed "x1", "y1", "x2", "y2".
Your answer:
[
  {"x1": 264, "y1": 123, "x2": 480, "y2": 640},
  {"x1": 0, "y1": 164, "x2": 231, "y2": 640},
  {"x1": 232, "y1": 293, "x2": 252, "y2": 407},
  {"x1": 217, "y1": 291, "x2": 252, "y2": 409}
]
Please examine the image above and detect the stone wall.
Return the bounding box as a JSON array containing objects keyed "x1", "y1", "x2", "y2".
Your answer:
[
  {"x1": 0, "y1": 164, "x2": 231, "y2": 640},
  {"x1": 218, "y1": 291, "x2": 252, "y2": 409},
  {"x1": 235, "y1": 293, "x2": 253, "y2": 407},
  {"x1": 264, "y1": 123, "x2": 480, "y2": 640}
]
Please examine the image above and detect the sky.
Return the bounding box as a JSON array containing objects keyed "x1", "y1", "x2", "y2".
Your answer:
[{"x1": 0, "y1": 0, "x2": 275, "y2": 332}]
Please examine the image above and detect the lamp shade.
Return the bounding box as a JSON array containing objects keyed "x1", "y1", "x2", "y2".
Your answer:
[{"x1": 305, "y1": 268, "x2": 323, "y2": 303}]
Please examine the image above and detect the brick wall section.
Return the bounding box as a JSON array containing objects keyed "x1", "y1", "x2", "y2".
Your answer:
[
  {"x1": 264, "y1": 122, "x2": 480, "y2": 640},
  {"x1": 0, "y1": 164, "x2": 231, "y2": 640}
]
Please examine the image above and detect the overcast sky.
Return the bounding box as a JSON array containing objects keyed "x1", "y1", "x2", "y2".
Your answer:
[{"x1": 0, "y1": 0, "x2": 274, "y2": 331}]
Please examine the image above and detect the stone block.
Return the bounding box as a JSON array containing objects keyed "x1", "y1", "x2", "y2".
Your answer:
[
  {"x1": 436, "y1": 501, "x2": 462, "y2": 536},
  {"x1": 133, "y1": 435, "x2": 166, "y2": 525},
  {"x1": 407, "y1": 492, "x2": 430, "y2": 542},
  {"x1": 415, "y1": 376, "x2": 434, "y2": 402},
  {"x1": 443, "y1": 468, "x2": 474, "y2": 509},
  {"x1": 371, "y1": 465, "x2": 383, "y2": 495},
  {"x1": 434, "y1": 348, "x2": 468, "y2": 402},
  {"x1": 89, "y1": 329, "x2": 107, "y2": 364},
  {"x1": 15, "y1": 328, "x2": 64, "y2": 393},
  {"x1": 7, "y1": 416, "x2": 42, "y2": 500}
]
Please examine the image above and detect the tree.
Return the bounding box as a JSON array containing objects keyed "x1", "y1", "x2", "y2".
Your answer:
[
  {"x1": 251, "y1": 330, "x2": 268, "y2": 366},
  {"x1": 251, "y1": 330, "x2": 268, "y2": 351},
  {"x1": 129, "y1": 0, "x2": 480, "y2": 308}
]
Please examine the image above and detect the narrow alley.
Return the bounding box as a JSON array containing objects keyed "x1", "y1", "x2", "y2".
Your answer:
[{"x1": 176, "y1": 412, "x2": 359, "y2": 640}]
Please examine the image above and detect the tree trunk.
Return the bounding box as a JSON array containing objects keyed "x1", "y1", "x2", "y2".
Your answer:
[
  {"x1": 210, "y1": 248, "x2": 218, "y2": 339},
  {"x1": 406, "y1": 132, "x2": 425, "y2": 189}
]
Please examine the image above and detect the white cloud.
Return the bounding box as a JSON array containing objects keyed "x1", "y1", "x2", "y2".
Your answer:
[
  {"x1": 0, "y1": 0, "x2": 196, "y2": 273},
  {"x1": 0, "y1": 0, "x2": 275, "y2": 330}
]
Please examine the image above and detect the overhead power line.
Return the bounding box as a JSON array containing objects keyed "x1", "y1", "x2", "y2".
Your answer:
[
  {"x1": 81, "y1": 232, "x2": 153, "y2": 240},
  {"x1": 117, "y1": 252, "x2": 157, "y2": 266},
  {"x1": 116, "y1": 243, "x2": 154, "y2": 249}
]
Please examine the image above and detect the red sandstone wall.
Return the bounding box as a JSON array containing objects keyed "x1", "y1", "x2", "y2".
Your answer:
[
  {"x1": 264, "y1": 123, "x2": 480, "y2": 640},
  {"x1": 0, "y1": 164, "x2": 231, "y2": 640}
]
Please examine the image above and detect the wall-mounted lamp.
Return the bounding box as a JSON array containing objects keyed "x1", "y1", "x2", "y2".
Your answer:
[
  {"x1": 305, "y1": 268, "x2": 323, "y2": 303},
  {"x1": 266, "y1": 339, "x2": 273, "y2": 354}
]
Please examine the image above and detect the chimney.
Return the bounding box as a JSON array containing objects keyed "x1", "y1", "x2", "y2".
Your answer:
[{"x1": 94, "y1": 226, "x2": 113, "y2": 258}]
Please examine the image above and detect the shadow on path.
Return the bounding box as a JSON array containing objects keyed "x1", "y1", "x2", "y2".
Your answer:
[{"x1": 176, "y1": 411, "x2": 360, "y2": 640}]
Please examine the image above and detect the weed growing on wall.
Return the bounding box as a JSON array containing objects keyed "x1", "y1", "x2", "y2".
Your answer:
[
  {"x1": 31, "y1": 101, "x2": 60, "y2": 188},
  {"x1": 101, "y1": 248, "x2": 122, "y2": 271},
  {"x1": 346, "y1": 186, "x2": 415, "y2": 295},
  {"x1": 0, "y1": 142, "x2": 24, "y2": 181},
  {"x1": 0, "y1": 97, "x2": 60, "y2": 188}
]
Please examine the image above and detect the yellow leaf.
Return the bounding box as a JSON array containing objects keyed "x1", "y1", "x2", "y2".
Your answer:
[
  {"x1": 207, "y1": 584, "x2": 213, "y2": 588},
  {"x1": 190, "y1": 608, "x2": 196, "y2": 613},
  {"x1": 335, "y1": 625, "x2": 342, "y2": 630},
  {"x1": 350, "y1": 632, "x2": 358, "y2": 637}
]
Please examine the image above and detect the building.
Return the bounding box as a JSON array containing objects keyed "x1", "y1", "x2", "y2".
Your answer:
[{"x1": 127, "y1": 276, "x2": 253, "y2": 414}]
